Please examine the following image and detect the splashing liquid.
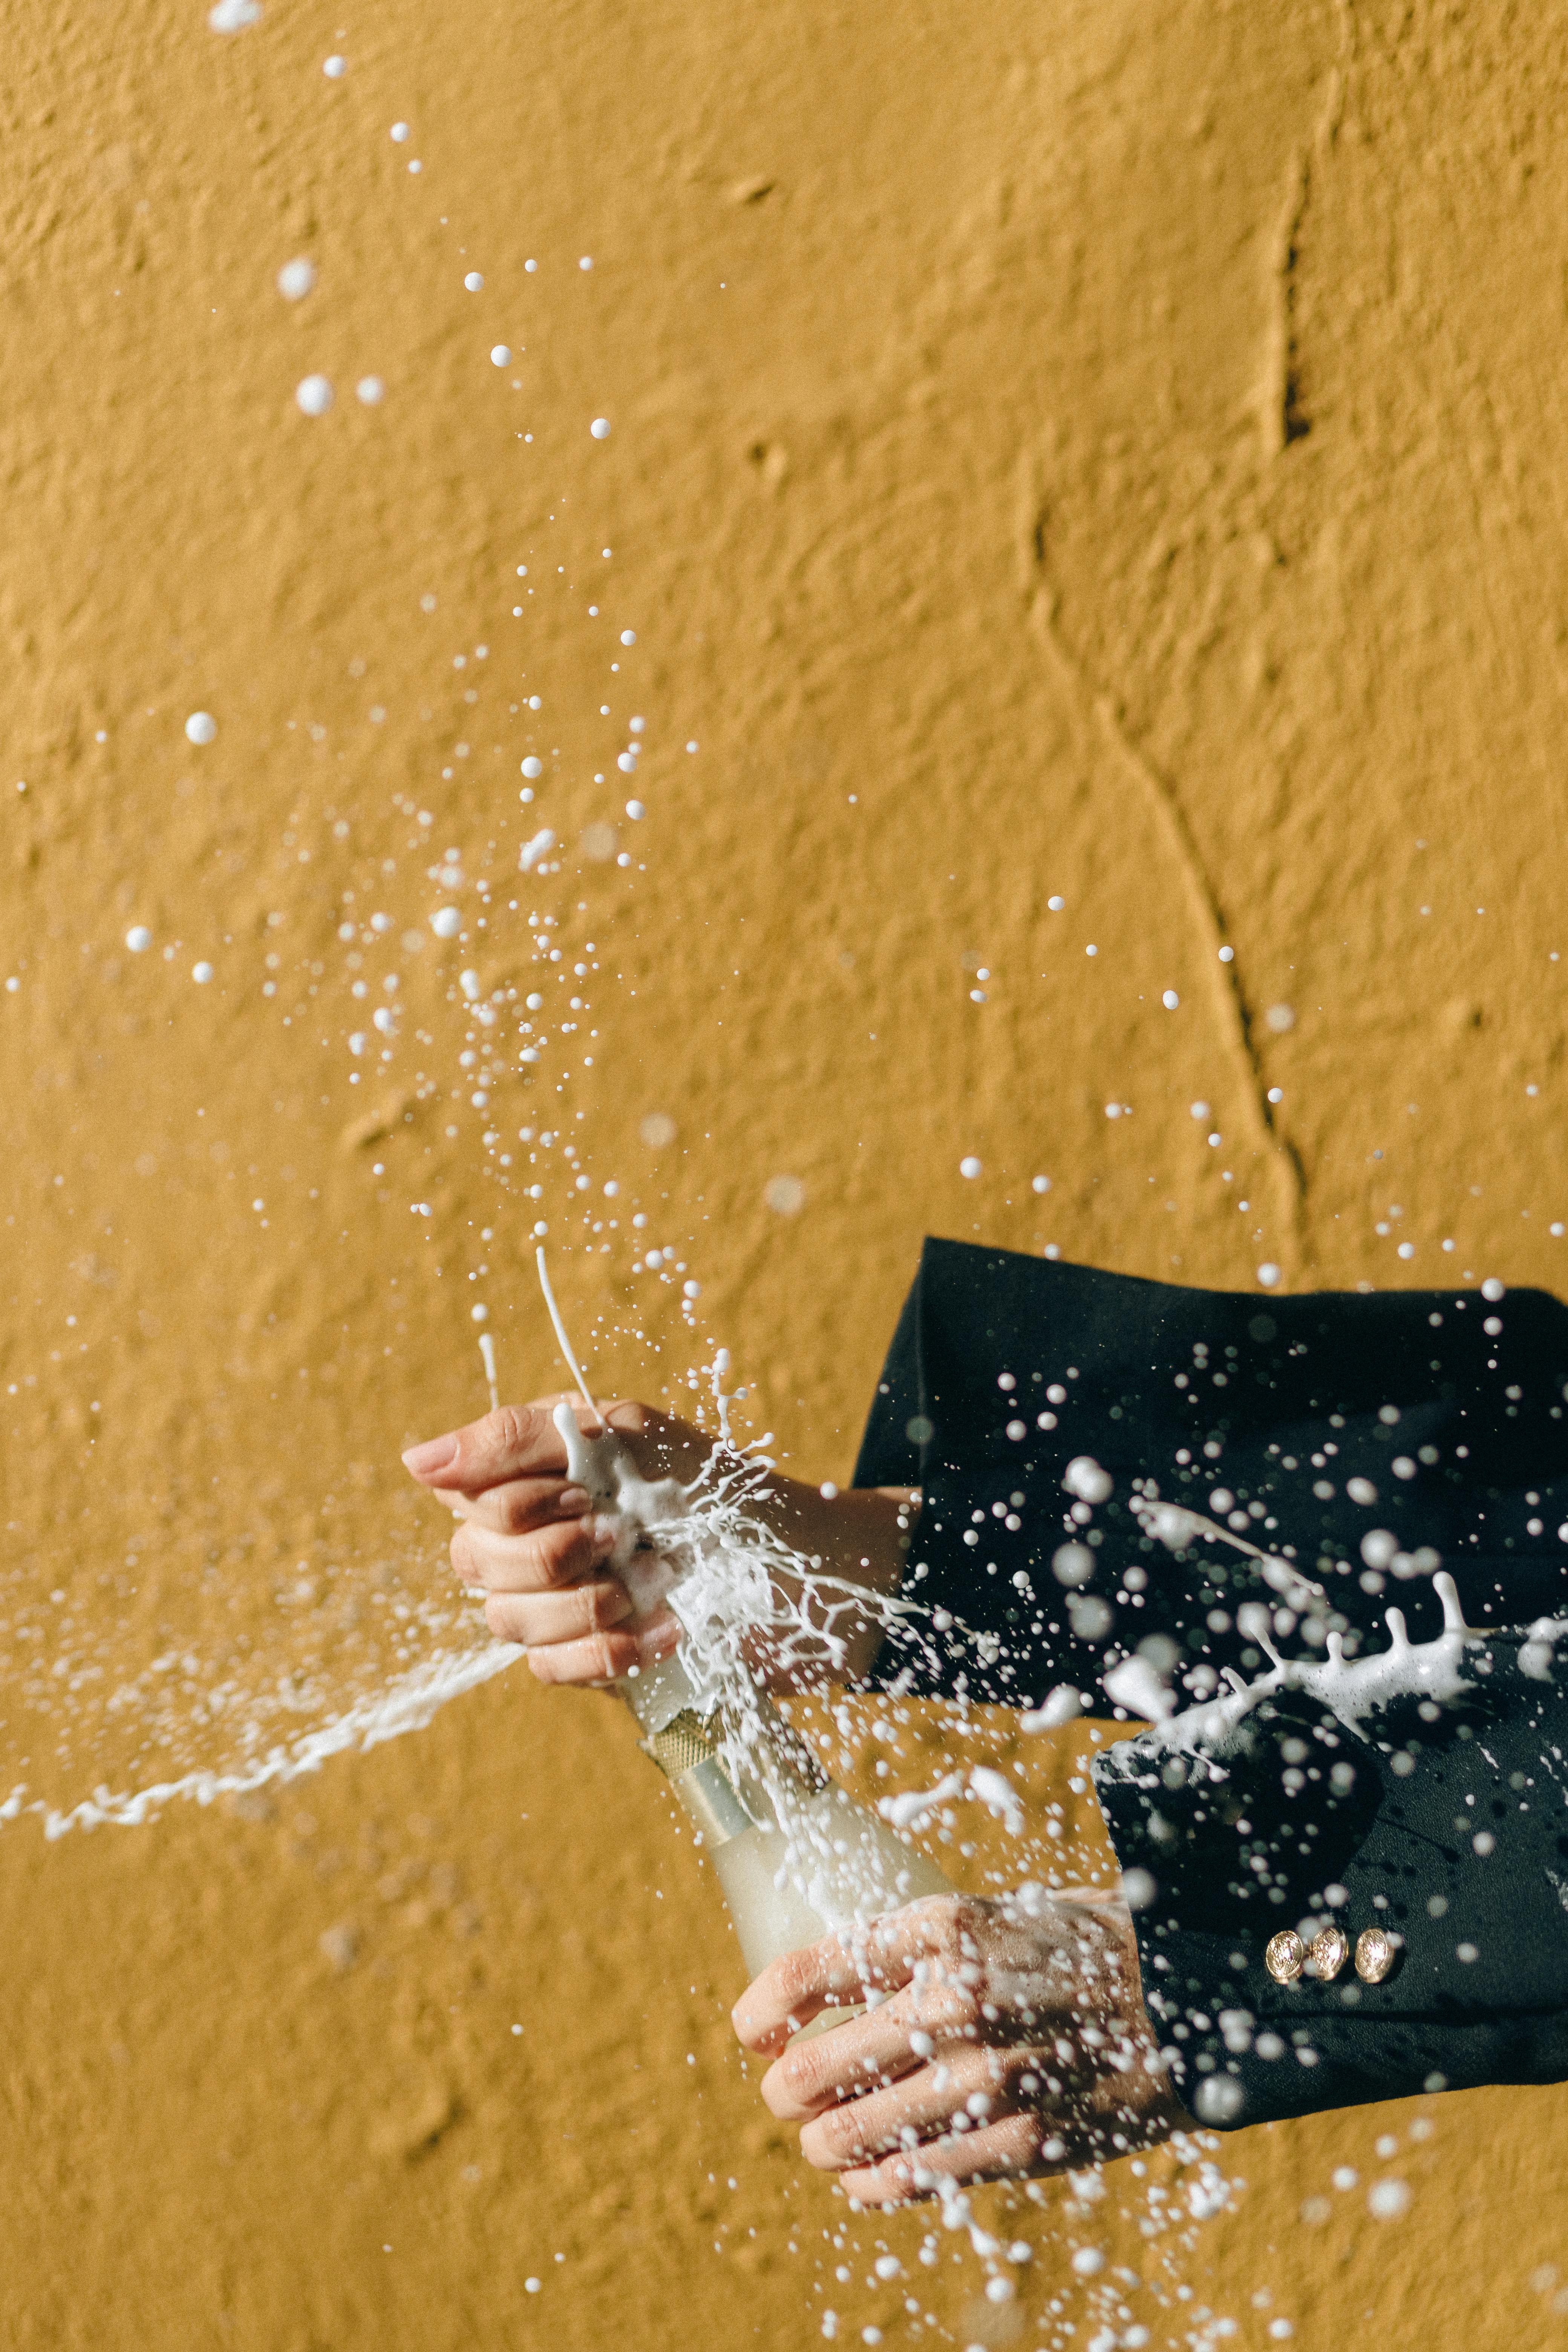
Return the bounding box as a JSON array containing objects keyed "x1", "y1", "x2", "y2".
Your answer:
[{"x1": 534, "y1": 1246, "x2": 952, "y2": 1980}]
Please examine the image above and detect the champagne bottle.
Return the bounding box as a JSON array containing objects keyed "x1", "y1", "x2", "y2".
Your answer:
[{"x1": 548, "y1": 1399, "x2": 953, "y2": 1982}]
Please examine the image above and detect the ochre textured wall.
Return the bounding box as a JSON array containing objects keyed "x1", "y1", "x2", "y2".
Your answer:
[{"x1": 2, "y1": 0, "x2": 1566, "y2": 2344}]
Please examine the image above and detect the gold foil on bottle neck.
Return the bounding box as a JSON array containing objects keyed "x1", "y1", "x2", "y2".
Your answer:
[
  {"x1": 639, "y1": 1697, "x2": 833, "y2": 1848},
  {"x1": 639, "y1": 1709, "x2": 754, "y2": 1845}
]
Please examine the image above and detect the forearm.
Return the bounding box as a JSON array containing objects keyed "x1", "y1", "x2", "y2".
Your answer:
[{"x1": 742, "y1": 1477, "x2": 917, "y2": 1689}]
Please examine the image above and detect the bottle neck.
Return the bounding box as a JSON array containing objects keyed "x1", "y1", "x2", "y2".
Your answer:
[{"x1": 622, "y1": 1662, "x2": 827, "y2": 1848}]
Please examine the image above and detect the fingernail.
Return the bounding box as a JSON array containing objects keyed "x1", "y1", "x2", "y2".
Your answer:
[
  {"x1": 402, "y1": 1435, "x2": 458, "y2": 1478},
  {"x1": 558, "y1": 1486, "x2": 591, "y2": 1515},
  {"x1": 637, "y1": 1615, "x2": 681, "y2": 1664}
]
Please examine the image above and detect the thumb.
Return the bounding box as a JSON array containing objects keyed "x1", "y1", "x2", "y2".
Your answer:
[{"x1": 401, "y1": 1396, "x2": 593, "y2": 1494}]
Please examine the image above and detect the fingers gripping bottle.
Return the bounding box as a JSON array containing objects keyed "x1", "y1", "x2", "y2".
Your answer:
[{"x1": 551, "y1": 1403, "x2": 953, "y2": 1981}]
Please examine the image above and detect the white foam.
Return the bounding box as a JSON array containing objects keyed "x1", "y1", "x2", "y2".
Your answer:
[
  {"x1": 1103, "y1": 1656, "x2": 1176, "y2": 1722},
  {"x1": 1110, "y1": 1572, "x2": 1485, "y2": 1763},
  {"x1": 1131, "y1": 1487, "x2": 1324, "y2": 1613},
  {"x1": 26, "y1": 1639, "x2": 522, "y2": 1839},
  {"x1": 877, "y1": 1771, "x2": 965, "y2": 1832},
  {"x1": 1064, "y1": 1457, "x2": 1113, "y2": 1506},
  {"x1": 1020, "y1": 1684, "x2": 1083, "y2": 1730},
  {"x1": 1519, "y1": 1618, "x2": 1568, "y2": 1681}
]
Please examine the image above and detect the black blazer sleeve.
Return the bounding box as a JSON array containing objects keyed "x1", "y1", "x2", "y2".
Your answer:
[
  {"x1": 857, "y1": 1238, "x2": 1568, "y2": 2128},
  {"x1": 1091, "y1": 1632, "x2": 1568, "y2": 2128}
]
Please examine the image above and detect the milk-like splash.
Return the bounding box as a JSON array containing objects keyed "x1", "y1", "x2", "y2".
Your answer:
[
  {"x1": 1130, "y1": 1482, "x2": 1325, "y2": 1614},
  {"x1": 16, "y1": 1632, "x2": 522, "y2": 1839},
  {"x1": 7, "y1": 1280, "x2": 946, "y2": 1862},
  {"x1": 1103, "y1": 1570, "x2": 1488, "y2": 1771}
]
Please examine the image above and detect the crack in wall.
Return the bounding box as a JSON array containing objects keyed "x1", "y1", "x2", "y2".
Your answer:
[
  {"x1": 1019, "y1": 498, "x2": 1306, "y2": 1267},
  {"x1": 1267, "y1": 145, "x2": 1319, "y2": 452},
  {"x1": 1258, "y1": 5, "x2": 1351, "y2": 456}
]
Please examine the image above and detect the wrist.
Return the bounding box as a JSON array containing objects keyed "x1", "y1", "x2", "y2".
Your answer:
[
  {"x1": 764, "y1": 1478, "x2": 915, "y2": 1596},
  {"x1": 738, "y1": 1480, "x2": 916, "y2": 1690}
]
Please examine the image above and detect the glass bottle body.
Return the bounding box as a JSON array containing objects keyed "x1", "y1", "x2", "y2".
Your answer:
[{"x1": 621, "y1": 1650, "x2": 952, "y2": 1981}]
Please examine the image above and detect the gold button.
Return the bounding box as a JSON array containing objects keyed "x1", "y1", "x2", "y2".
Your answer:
[
  {"x1": 1355, "y1": 1927, "x2": 1397, "y2": 1983},
  {"x1": 1308, "y1": 1925, "x2": 1349, "y2": 1982},
  {"x1": 1265, "y1": 1929, "x2": 1305, "y2": 1983}
]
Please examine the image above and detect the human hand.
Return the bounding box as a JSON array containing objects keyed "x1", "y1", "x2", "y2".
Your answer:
[
  {"x1": 402, "y1": 1395, "x2": 916, "y2": 1689},
  {"x1": 731, "y1": 1888, "x2": 1191, "y2": 2205},
  {"x1": 401, "y1": 1397, "x2": 707, "y2": 1684}
]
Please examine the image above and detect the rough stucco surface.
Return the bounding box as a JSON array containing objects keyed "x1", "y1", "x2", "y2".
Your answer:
[{"x1": 2, "y1": 0, "x2": 1567, "y2": 2343}]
